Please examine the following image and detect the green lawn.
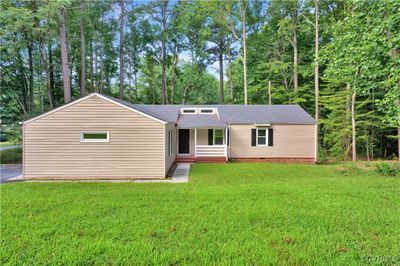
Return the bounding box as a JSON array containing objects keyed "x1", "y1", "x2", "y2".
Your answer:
[{"x1": 1, "y1": 163, "x2": 399, "y2": 265}]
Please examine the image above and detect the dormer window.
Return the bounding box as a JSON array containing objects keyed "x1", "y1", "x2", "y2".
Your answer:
[
  {"x1": 181, "y1": 108, "x2": 196, "y2": 114},
  {"x1": 200, "y1": 109, "x2": 214, "y2": 114},
  {"x1": 180, "y1": 107, "x2": 218, "y2": 115}
]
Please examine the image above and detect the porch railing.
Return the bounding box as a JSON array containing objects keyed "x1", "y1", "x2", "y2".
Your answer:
[{"x1": 195, "y1": 145, "x2": 227, "y2": 158}]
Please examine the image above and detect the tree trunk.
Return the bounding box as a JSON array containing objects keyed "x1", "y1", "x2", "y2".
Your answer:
[
  {"x1": 27, "y1": 42, "x2": 34, "y2": 112},
  {"x1": 119, "y1": 0, "x2": 125, "y2": 99},
  {"x1": 314, "y1": 0, "x2": 319, "y2": 161},
  {"x1": 90, "y1": 35, "x2": 94, "y2": 93},
  {"x1": 59, "y1": 7, "x2": 71, "y2": 103},
  {"x1": 241, "y1": 3, "x2": 248, "y2": 105},
  {"x1": 346, "y1": 82, "x2": 351, "y2": 158},
  {"x1": 293, "y1": 7, "x2": 298, "y2": 92},
  {"x1": 80, "y1": 0, "x2": 86, "y2": 97},
  {"x1": 170, "y1": 54, "x2": 177, "y2": 104},
  {"x1": 48, "y1": 41, "x2": 54, "y2": 107},
  {"x1": 351, "y1": 89, "x2": 356, "y2": 161},
  {"x1": 219, "y1": 52, "x2": 224, "y2": 104},
  {"x1": 228, "y1": 46, "x2": 234, "y2": 103},
  {"x1": 268, "y1": 80, "x2": 272, "y2": 105},
  {"x1": 41, "y1": 45, "x2": 53, "y2": 108},
  {"x1": 161, "y1": 1, "x2": 168, "y2": 104}
]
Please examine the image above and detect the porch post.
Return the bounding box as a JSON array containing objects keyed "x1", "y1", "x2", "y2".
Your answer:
[
  {"x1": 225, "y1": 127, "x2": 228, "y2": 159},
  {"x1": 194, "y1": 129, "x2": 197, "y2": 157}
]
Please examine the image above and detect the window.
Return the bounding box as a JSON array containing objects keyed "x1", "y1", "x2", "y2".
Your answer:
[
  {"x1": 81, "y1": 131, "x2": 109, "y2": 142},
  {"x1": 200, "y1": 109, "x2": 214, "y2": 114},
  {"x1": 257, "y1": 129, "x2": 267, "y2": 146},
  {"x1": 181, "y1": 108, "x2": 196, "y2": 114},
  {"x1": 214, "y1": 129, "x2": 224, "y2": 145},
  {"x1": 168, "y1": 130, "x2": 172, "y2": 156}
]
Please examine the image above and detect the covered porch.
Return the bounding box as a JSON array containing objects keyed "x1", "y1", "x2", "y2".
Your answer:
[{"x1": 176, "y1": 127, "x2": 228, "y2": 163}]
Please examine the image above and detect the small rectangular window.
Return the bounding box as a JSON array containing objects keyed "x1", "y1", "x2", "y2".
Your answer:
[
  {"x1": 257, "y1": 129, "x2": 267, "y2": 146},
  {"x1": 200, "y1": 109, "x2": 214, "y2": 114},
  {"x1": 214, "y1": 129, "x2": 223, "y2": 145},
  {"x1": 182, "y1": 109, "x2": 196, "y2": 114},
  {"x1": 81, "y1": 131, "x2": 109, "y2": 142}
]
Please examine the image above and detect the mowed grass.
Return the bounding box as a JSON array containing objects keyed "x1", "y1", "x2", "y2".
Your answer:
[{"x1": 1, "y1": 163, "x2": 399, "y2": 265}]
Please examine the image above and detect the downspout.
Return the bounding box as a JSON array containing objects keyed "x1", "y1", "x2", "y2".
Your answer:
[{"x1": 228, "y1": 123, "x2": 231, "y2": 161}]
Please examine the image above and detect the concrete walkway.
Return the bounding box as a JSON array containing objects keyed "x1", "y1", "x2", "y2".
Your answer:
[
  {"x1": 0, "y1": 164, "x2": 22, "y2": 183},
  {"x1": 135, "y1": 163, "x2": 190, "y2": 183},
  {"x1": 1, "y1": 163, "x2": 191, "y2": 183}
]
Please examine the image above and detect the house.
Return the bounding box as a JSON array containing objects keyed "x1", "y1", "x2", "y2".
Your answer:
[{"x1": 22, "y1": 93, "x2": 316, "y2": 180}]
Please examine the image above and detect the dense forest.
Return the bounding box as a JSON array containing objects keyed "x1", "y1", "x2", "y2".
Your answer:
[{"x1": 0, "y1": 0, "x2": 399, "y2": 161}]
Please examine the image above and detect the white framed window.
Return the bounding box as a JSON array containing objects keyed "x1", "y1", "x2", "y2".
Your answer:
[
  {"x1": 80, "y1": 131, "x2": 110, "y2": 142},
  {"x1": 256, "y1": 129, "x2": 267, "y2": 146},
  {"x1": 168, "y1": 130, "x2": 172, "y2": 156},
  {"x1": 181, "y1": 108, "x2": 197, "y2": 114},
  {"x1": 200, "y1": 108, "x2": 214, "y2": 114},
  {"x1": 214, "y1": 129, "x2": 224, "y2": 145}
]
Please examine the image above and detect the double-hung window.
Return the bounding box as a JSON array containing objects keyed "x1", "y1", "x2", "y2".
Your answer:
[
  {"x1": 168, "y1": 130, "x2": 173, "y2": 156},
  {"x1": 214, "y1": 129, "x2": 224, "y2": 145},
  {"x1": 257, "y1": 129, "x2": 267, "y2": 146}
]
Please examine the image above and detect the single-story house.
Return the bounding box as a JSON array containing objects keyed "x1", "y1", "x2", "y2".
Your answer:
[{"x1": 22, "y1": 93, "x2": 316, "y2": 180}]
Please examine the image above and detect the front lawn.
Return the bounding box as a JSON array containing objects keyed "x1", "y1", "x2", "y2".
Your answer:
[{"x1": 1, "y1": 163, "x2": 399, "y2": 265}]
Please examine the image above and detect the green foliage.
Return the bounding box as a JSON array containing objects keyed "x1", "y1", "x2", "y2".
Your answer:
[
  {"x1": 374, "y1": 161, "x2": 400, "y2": 176},
  {"x1": 0, "y1": 0, "x2": 398, "y2": 158},
  {"x1": 0, "y1": 147, "x2": 22, "y2": 164}
]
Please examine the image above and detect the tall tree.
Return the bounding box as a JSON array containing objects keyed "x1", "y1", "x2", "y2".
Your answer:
[
  {"x1": 80, "y1": 0, "x2": 86, "y2": 97},
  {"x1": 226, "y1": 0, "x2": 248, "y2": 104},
  {"x1": 59, "y1": 6, "x2": 71, "y2": 103},
  {"x1": 119, "y1": 0, "x2": 125, "y2": 99},
  {"x1": 314, "y1": 0, "x2": 319, "y2": 160}
]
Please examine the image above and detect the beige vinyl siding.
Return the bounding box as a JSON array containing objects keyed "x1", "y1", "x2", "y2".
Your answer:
[
  {"x1": 196, "y1": 129, "x2": 208, "y2": 145},
  {"x1": 230, "y1": 124, "x2": 315, "y2": 158},
  {"x1": 165, "y1": 122, "x2": 176, "y2": 174},
  {"x1": 23, "y1": 96, "x2": 166, "y2": 179}
]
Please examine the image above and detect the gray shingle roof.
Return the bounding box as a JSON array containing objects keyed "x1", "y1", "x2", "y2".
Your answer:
[{"x1": 102, "y1": 94, "x2": 315, "y2": 126}]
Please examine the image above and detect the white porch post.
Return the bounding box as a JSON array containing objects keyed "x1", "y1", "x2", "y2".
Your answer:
[
  {"x1": 194, "y1": 129, "x2": 197, "y2": 157},
  {"x1": 224, "y1": 127, "x2": 228, "y2": 159}
]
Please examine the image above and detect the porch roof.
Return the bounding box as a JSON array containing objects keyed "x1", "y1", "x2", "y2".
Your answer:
[{"x1": 176, "y1": 114, "x2": 227, "y2": 129}]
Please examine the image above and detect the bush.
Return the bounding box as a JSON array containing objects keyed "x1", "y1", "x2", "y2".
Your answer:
[
  {"x1": 0, "y1": 147, "x2": 22, "y2": 164},
  {"x1": 375, "y1": 161, "x2": 400, "y2": 176}
]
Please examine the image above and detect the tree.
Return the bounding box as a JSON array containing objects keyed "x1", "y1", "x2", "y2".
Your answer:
[
  {"x1": 80, "y1": 0, "x2": 86, "y2": 97},
  {"x1": 59, "y1": 6, "x2": 71, "y2": 103},
  {"x1": 119, "y1": 0, "x2": 125, "y2": 99}
]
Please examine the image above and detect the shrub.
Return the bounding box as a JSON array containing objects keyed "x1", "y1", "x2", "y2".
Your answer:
[
  {"x1": 374, "y1": 161, "x2": 400, "y2": 176},
  {"x1": 0, "y1": 147, "x2": 22, "y2": 164}
]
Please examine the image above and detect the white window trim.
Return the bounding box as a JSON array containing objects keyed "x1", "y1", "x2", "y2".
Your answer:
[
  {"x1": 181, "y1": 108, "x2": 197, "y2": 114},
  {"x1": 256, "y1": 128, "x2": 268, "y2": 147},
  {"x1": 213, "y1": 129, "x2": 224, "y2": 145},
  {"x1": 80, "y1": 131, "x2": 110, "y2": 143}
]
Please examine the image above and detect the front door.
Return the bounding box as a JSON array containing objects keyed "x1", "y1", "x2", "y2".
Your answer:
[{"x1": 178, "y1": 129, "x2": 190, "y2": 154}]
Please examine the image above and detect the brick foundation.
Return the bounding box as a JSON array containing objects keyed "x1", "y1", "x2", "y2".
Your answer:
[{"x1": 230, "y1": 157, "x2": 316, "y2": 164}]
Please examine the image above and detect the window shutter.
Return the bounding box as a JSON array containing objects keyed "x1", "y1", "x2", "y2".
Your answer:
[
  {"x1": 251, "y1": 129, "x2": 256, "y2": 146},
  {"x1": 208, "y1": 129, "x2": 213, "y2": 145},
  {"x1": 227, "y1": 129, "x2": 230, "y2": 146},
  {"x1": 268, "y1": 128, "x2": 273, "y2": 146}
]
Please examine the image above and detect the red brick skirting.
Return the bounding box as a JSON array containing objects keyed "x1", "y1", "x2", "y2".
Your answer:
[{"x1": 230, "y1": 157, "x2": 316, "y2": 164}]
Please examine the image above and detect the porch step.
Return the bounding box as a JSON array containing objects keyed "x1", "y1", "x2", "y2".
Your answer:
[{"x1": 195, "y1": 157, "x2": 227, "y2": 163}]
